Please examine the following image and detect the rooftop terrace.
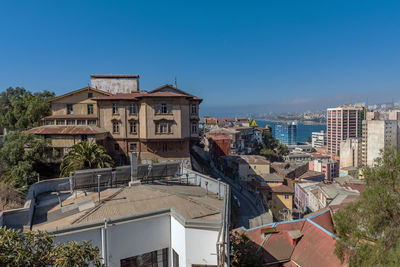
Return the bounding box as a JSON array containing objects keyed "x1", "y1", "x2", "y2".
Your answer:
[{"x1": 32, "y1": 180, "x2": 223, "y2": 231}]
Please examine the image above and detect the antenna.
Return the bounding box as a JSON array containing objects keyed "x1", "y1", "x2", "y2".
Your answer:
[{"x1": 174, "y1": 76, "x2": 178, "y2": 88}]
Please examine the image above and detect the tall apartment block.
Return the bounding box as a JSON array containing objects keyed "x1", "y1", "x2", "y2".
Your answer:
[
  {"x1": 274, "y1": 122, "x2": 297, "y2": 145},
  {"x1": 326, "y1": 105, "x2": 366, "y2": 155},
  {"x1": 361, "y1": 118, "x2": 400, "y2": 166}
]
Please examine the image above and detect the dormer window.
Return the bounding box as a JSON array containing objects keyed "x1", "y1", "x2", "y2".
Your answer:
[
  {"x1": 67, "y1": 104, "x2": 73, "y2": 114},
  {"x1": 87, "y1": 104, "x2": 94, "y2": 115}
]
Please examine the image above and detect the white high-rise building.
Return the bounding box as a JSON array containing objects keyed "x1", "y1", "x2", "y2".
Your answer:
[
  {"x1": 362, "y1": 119, "x2": 400, "y2": 166},
  {"x1": 311, "y1": 131, "x2": 326, "y2": 148}
]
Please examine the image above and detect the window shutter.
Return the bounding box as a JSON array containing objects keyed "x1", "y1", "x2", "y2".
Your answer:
[
  {"x1": 155, "y1": 104, "x2": 160, "y2": 114},
  {"x1": 168, "y1": 104, "x2": 172, "y2": 114}
]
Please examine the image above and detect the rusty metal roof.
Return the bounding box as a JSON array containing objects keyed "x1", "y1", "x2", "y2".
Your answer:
[{"x1": 25, "y1": 125, "x2": 108, "y2": 135}]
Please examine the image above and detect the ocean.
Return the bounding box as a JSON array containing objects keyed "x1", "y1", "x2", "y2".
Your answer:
[{"x1": 255, "y1": 120, "x2": 326, "y2": 143}]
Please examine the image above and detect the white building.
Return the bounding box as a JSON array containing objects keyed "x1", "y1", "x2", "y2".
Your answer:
[
  {"x1": 362, "y1": 119, "x2": 400, "y2": 166},
  {"x1": 340, "y1": 138, "x2": 361, "y2": 168},
  {"x1": 0, "y1": 164, "x2": 230, "y2": 267},
  {"x1": 311, "y1": 131, "x2": 326, "y2": 148}
]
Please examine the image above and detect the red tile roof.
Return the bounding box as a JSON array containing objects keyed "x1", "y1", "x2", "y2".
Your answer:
[
  {"x1": 24, "y1": 126, "x2": 108, "y2": 135},
  {"x1": 209, "y1": 134, "x2": 231, "y2": 141},
  {"x1": 308, "y1": 209, "x2": 334, "y2": 234},
  {"x1": 93, "y1": 84, "x2": 202, "y2": 101},
  {"x1": 206, "y1": 118, "x2": 218, "y2": 124},
  {"x1": 236, "y1": 209, "x2": 346, "y2": 266},
  {"x1": 290, "y1": 220, "x2": 345, "y2": 267}
]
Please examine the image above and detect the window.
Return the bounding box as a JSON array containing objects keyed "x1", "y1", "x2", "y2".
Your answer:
[
  {"x1": 87, "y1": 104, "x2": 94, "y2": 115},
  {"x1": 160, "y1": 121, "x2": 167, "y2": 133},
  {"x1": 191, "y1": 121, "x2": 198, "y2": 133},
  {"x1": 130, "y1": 121, "x2": 137, "y2": 133},
  {"x1": 88, "y1": 119, "x2": 96, "y2": 125},
  {"x1": 129, "y1": 143, "x2": 137, "y2": 151},
  {"x1": 168, "y1": 122, "x2": 172, "y2": 133},
  {"x1": 120, "y1": 248, "x2": 169, "y2": 267},
  {"x1": 88, "y1": 92, "x2": 93, "y2": 98},
  {"x1": 173, "y1": 249, "x2": 179, "y2": 267},
  {"x1": 56, "y1": 120, "x2": 65, "y2": 125},
  {"x1": 77, "y1": 120, "x2": 86, "y2": 125},
  {"x1": 162, "y1": 143, "x2": 168, "y2": 152},
  {"x1": 161, "y1": 103, "x2": 168, "y2": 114},
  {"x1": 45, "y1": 120, "x2": 54, "y2": 125},
  {"x1": 81, "y1": 135, "x2": 88, "y2": 141},
  {"x1": 66, "y1": 104, "x2": 73, "y2": 114},
  {"x1": 112, "y1": 103, "x2": 118, "y2": 114},
  {"x1": 113, "y1": 121, "x2": 119, "y2": 133},
  {"x1": 156, "y1": 103, "x2": 172, "y2": 114},
  {"x1": 191, "y1": 103, "x2": 197, "y2": 115},
  {"x1": 284, "y1": 194, "x2": 290, "y2": 200},
  {"x1": 156, "y1": 121, "x2": 172, "y2": 134},
  {"x1": 129, "y1": 104, "x2": 137, "y2": 114},
  {"x1": 66, "y1": 120, "x2": 75, "y2": 125},
  {"x1": 114, "y1": 143, "x2": 119, "y2": 151}
]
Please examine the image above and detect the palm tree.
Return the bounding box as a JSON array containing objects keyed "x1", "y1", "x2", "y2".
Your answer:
[{"x1": 60, "y1": 141, "x2": 114, "y2": 177}]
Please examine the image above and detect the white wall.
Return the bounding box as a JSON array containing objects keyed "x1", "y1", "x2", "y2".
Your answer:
[
  {"x1": 185, "y1": 227, "x2": 219, "y2": 266},
  {"x1": 53, "y1": 212, "x2": 221, "y2": 267},
  {"x1": 91, "y1": 78, "x2": 139, "y2": 94},
  {"x1": 54, "y1": 214, "x2": 171, "y2": 266},
  {"x1": 171, "y1": 216, "x2": 187, "y2": 267}
]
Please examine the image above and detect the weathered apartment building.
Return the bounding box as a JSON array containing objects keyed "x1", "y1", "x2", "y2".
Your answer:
[{"x1": 26, "y1": 74, "x2": 202, "y2": 163}]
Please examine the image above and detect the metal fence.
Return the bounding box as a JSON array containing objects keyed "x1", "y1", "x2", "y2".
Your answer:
[{"x1": 70, "y1": 161, "x2": 182, "y2": 190}]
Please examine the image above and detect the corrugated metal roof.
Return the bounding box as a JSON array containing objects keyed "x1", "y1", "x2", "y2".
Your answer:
[{"x1": 25, "y1": 125, "x2": 108, "y2": 135}]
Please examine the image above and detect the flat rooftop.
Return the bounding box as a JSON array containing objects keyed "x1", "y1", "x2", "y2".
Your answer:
[{"x1": 32, "y1": 180, "x2": 223, "y2": 231}]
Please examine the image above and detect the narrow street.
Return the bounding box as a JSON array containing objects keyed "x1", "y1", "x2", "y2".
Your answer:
[{"x1": 191, "y1": 145, "x2": 263, "y2": 229}]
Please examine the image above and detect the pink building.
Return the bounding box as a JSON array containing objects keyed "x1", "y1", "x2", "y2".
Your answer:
[
  {"x1": 309, "y1": 159, "x2": 339, "y2": 181},
  {"x1": 327, "y1": 105, "x2": 365, "y2": 155}
]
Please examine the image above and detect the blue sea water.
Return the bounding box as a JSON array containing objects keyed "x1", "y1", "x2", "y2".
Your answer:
[{"x1": 255, "y1": 120, "x2": 326, "y2": 143}]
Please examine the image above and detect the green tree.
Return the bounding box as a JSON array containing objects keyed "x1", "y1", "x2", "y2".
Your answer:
[
  {"x1": 0, "y1": 87, "x2": 54, "y2": 131},
  {"x1": 334, "y1": 148, "x2": 400, "y2": 266},
  {"x1": 257, "y1": 129, "x2": 287, "y2": 162},
  {"x1": 60, "y1": 141, "x2": 114, "y2": 177},
  {"x1": 307, "y1": 136, "x2": 312, "y2": 143},
  {"x1": 0, "y1": 226, "x2": 103, "y2": 266},
  {"x1": 0, "y1": 132, "x2": 48, "y2": 189},
  {"x1": 230, "y1": 231, "x2": 264, "y2": 266}
]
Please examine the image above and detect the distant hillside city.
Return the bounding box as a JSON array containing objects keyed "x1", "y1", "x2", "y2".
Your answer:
[{"x1": 1, "y1": 74, "x2": 400, "y2": 266}]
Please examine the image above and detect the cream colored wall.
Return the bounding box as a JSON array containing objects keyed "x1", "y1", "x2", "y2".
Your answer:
[
  {"x1": 48, "y1": 135, "x2": 97, "y2": 148},
  {"x1": 51, "y1": 90, "x2": 105, "y2": 115},
  {"x1": 238, "y1": 163, "x2": 270, "y2": 181},
  {"x1": 98, "y1": 98, "x2": 199, "y2": 141}
]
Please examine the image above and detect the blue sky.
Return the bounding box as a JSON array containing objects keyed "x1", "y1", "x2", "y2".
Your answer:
[{"x1": 1, "y1": 0, "x2": 400, "y2": 116}]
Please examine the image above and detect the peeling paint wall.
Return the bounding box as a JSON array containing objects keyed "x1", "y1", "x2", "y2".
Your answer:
[{"x1": 90, "y1": 77, "x2": 139, "y2": 94}]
